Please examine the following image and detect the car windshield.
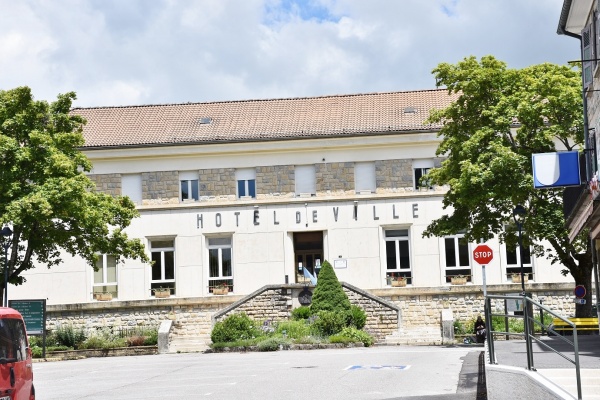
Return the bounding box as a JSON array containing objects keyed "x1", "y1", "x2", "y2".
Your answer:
[{"x1": 0, "y1": 318, "x2": 28, "y2": 362}]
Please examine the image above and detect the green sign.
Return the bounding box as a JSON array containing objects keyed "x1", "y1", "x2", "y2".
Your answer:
[{"x1": 8, "y1": 299, "x2": 46, "y2": 335}]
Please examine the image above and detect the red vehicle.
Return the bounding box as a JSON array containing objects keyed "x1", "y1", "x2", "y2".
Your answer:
[{"x1": 0, "y1": 308, "x2": 34, "y2": 400}]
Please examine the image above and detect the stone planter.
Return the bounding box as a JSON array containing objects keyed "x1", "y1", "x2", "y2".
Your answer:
[
  {"x1": 511, "y1": 274, "x2": 529, "y2": 284},
  {"x1": 391, "y1": 279, "x2": 407, "y2": 287},
  {"x1": 153, "y1": 289, "x2": 171, "y2": 298},
  {"x1": 212, "y1": 287, "x2": 229, "y2": 295},
  {"x1": 95, "y1": 293, "x2": 113, "y2": 301},
  {"x1": 450, "y1": 276, "x2": 467, "y2": 285}
]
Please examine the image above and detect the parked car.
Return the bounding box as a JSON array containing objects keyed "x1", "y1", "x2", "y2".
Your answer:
[{"x1": 0, "y1": 308, "x2": 34, "y2": 400}]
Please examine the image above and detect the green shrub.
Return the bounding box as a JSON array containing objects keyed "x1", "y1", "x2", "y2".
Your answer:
[
  {"x1": 210, "y1": 338, "x2": 261, "y2": 350},
  {"x1": 54, "y1": 325, "x2": 87, "y2": 349},
  {"x1": 79, "y1": 334, "x2": 127, "y2": 350},
  {"x1": 311, "y1": 311, "x2": 346, "y2": 336},
  {"x1": 211, "y1": 313, "x2": 262, "y2": 344},
  {"x1": 143, "y1": 329, "x2": 159, "y2": 346},
  {"x1": 291, "y1": 306, "x2": 312, "y2": 320},
  {"x1": 275, "y1": 320, "x2": 311, "y2": 339},
  {"x1": 256, "y1": 337, "x2": 290, "y2": 352},
  {"x1": 347, "y1": 305, "x2": 367, "y2": 329},
  {"x1": 310, "y1": 260, "x2": 351, "y2": 314},
  {"x1": 329, "y1": 327, "x2": 374, "y2": 347}
]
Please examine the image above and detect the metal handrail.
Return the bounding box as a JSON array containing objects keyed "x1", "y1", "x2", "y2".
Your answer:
[{"x1": 485, "y1": 294, "x2": 582, "y2": 400}]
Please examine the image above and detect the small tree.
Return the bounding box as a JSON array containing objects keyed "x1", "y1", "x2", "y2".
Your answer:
[{"x1": 310, "y1": 260, "x2": 351, "y2": 314}]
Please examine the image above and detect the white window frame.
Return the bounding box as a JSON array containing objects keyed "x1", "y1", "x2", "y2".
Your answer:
[
  {"x1": 354, "y1": 162, "x2": 376, "y2": 193},
  {"x1": 121, "y1": 174, "x2": 142, "y2": 204},
  {"x1": 384, "y1": 229, "x2": 412, "y2": 284},
  {"x1": 149, "y1": 239, "x2": 176, "y2": 296},
  {"x1": 503, "y1": 242, "x2": 533, "y2": 282},
  {"x1": 413, "y1": 159, "x2": 434, "y2": 189},
  {"x1": 179, "y1": 171, "x2": 199, "y2": 201},
  {"x1": 295, "y1": 165, "x2": 316, "y2": 196},
  {"x1": 442, "y1": 235, "x2": 472, "y2": 284},
  {"x1": 92, "y1": 254, "x2": 118, "y2": 299},
  {"x1": 208, "y1": 236, "x2": 233, "y2": 293},
  {"x1": 236, "y1": 168, "x2": 256, "y2": 198}
]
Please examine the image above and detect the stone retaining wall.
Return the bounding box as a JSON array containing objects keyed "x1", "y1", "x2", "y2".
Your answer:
[{"x1": 42, "y1": 283, "x2": 580, "y2": 343}]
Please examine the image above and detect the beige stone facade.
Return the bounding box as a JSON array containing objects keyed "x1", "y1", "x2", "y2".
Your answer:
[
  {"x1": 256, "y1": 165, "x2": 295, "y2": 197},
  {"x1": 199, "y1": 168, "x2": 236, "y2": 198},
  {"x1": 89, "y1": 173, "x2": 121, "y2": 197},
  {"x1": 142, "y1": 171, "x2": 179, "y2": 204},
  {"x1": 375, "y1": 159, "x2": 413, "y2": 190},
  {"x1": 316, "y1": 162, "x2": 354, "y2": 194}
]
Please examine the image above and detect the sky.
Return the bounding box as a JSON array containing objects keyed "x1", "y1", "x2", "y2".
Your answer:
[{"x1": 0, "y1": 0, "x2": 580, "y2": 108}]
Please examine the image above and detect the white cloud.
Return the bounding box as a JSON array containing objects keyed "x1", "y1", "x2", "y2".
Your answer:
[{"x1": 0, "y1": 0, "x2": 580, "y2": 107}]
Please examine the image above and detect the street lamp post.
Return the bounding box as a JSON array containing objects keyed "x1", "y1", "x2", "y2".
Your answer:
[
  {"x1": 1, "y1": 227, "x2": 13, "y2": 308},
  {"x1": 512, "y1": 204, "x2": 527, "y2": 294}
]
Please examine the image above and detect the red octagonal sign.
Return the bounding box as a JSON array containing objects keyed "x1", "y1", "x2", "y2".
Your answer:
[{"x1": 473, "y1": 244, "x2": 493, "y2": 265}]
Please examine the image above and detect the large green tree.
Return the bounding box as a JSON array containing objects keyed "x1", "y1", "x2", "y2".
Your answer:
[
  {"x1": 422, "y1": 56, "x2": 592, "y2": 317},
  {"x1": 0, "y1": 87, "x2": 148, "y2": 304}
]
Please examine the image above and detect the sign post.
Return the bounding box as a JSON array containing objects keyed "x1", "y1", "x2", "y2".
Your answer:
[
  {"x1": 473, "y1": 244, "x2": 494, "y2": 345},
  {"x1": 473, "y1": 244, "x2": 494, "y2": 296}
]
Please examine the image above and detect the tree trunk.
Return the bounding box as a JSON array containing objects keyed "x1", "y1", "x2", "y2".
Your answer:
[{"x1": 572, "y1": 257, "x2": 594, "y2": 318}]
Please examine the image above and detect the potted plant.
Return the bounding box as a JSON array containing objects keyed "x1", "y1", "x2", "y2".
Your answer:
[
  {"x1": 153, "y1": 287, "x2": 171, "y2": 298},
  {"x1": 511, "y1": 273, "x2": 528, "y2": 283},
  {"x1": 212, "y1": 282, "x2": 229, "y2": 295},
  {"x1": 390, "y1": 274, "x2": 407, "y2": 287},
  {"x1": 450, "y1": 275, "x2": 467, "y2": 285}
]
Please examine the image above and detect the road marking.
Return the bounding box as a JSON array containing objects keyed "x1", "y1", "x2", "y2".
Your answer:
[{"x1": 344, "y1": 365, "x2": 411, "y2": 370}]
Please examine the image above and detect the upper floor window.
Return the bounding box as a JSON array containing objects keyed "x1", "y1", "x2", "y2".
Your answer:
[
  {"x1": 236, "y1": 168, "x2": 256, "y2": 198},
  {"x1": 295, "y1": 165, "x2": 316, "y2": 196},
  {"x1": 354, "y1": 162, "x2": 376, "y2": 193},
  {"x1": 413, "y1": 159, "x2": 434, "y2": 189},
  {"x1": 93, "y1": 254, "x2": 118, "y2": 300},
  {"x1": 121, "y1": 174, "x2": 142, "y2": 204},
  {"x1": 179, "y1": 171, "x2": 199, "y2": 201},
  {"x1": 150, "y1": 239, "x2": 175, "y2": 296},
  {"x1": 444, "y1": 235, "x2": 471, "y2": 284}
]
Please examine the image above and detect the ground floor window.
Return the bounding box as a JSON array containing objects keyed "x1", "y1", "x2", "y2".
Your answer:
[
  {"x1": 385, "y1": 229, "x2": 411, "y2": 285},
  {"x1": 150, "y1": 239, "x2": 175, "y2": 296},
  {"x1": 93, "y1": 254, "x2": 118, "y2": 300},
  {"x1": 444, "y1": 235, "x2": 471, "y2": 284},
  {"x1": 505, "y1": 244, "x2": 533, "y2": 282},
  {"x1": 208, "y1": 237, "x2": 233, "y2": 293}
]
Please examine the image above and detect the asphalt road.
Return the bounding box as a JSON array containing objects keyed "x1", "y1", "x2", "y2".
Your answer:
[{"x1": 32, "y1": 346, "x2": 482, "y2": 400}]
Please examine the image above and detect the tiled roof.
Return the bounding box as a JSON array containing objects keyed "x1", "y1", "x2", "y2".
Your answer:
[{"x1": 72, "y1": 89, "x2": 456, "y2": 148}]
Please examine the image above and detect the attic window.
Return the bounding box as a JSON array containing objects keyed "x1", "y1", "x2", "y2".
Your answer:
[
  {"x1": 198, "y1": 117, "x2": 212, "y2": 125},
  {"x1": 403, "y1": 107, "x2": 417, "y2": 114}
]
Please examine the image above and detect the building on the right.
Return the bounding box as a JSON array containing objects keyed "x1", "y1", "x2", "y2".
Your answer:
[{"x1": 558, "y1": 0, "x2": 600, "y2": 313}]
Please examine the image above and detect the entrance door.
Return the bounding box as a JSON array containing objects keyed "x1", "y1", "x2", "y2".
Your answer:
[{"x1": 294, "y1": 231, "x2": 323, "y2": 283}]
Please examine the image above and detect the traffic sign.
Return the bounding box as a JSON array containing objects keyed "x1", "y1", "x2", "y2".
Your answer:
[
  {"x1": 574, "y1": 285, "x2": 586, "y2": 298},
  {"x1": 473, "y1": 244, "x2": 493, "y2": 265}
]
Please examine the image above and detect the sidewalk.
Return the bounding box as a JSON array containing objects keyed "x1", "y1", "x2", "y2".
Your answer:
[{"x1": 491, "y1": 335, "x2": 600, "y2": 399}]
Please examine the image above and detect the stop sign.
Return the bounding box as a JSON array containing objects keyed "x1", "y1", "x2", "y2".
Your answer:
[{"x1": 473, "y1": 244, "x2": 493, "y2": 265}]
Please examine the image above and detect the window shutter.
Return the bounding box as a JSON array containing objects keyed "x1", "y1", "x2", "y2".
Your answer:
[
  {"x1": 583, "y1": 24, "x2": 593, "y2": 88},
  {"x1": 121, "y1": 174, "x2": 142, "y2": 204},
  {"x1": 354, "y1": 162, "x2": 376, "y2": 193},
  {"x1": 295, "y1": 165, "x2": 316, "y2": 195}
]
